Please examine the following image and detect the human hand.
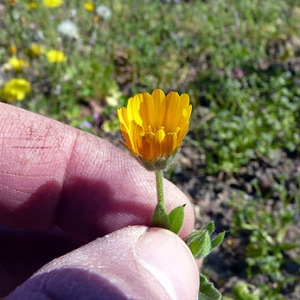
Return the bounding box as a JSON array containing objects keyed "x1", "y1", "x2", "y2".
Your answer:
[{"x1": 0, "y1": 103, "x2": 199, "y2": 299}]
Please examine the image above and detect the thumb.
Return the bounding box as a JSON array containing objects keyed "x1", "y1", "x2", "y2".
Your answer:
[{"x1": 7, "y1": 226, "x2": 199, "y2": 300}]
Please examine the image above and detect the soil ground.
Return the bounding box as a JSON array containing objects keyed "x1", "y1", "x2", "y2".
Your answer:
[{"x1": 174, "y1": 142, "x2": 300, "y2": 299}]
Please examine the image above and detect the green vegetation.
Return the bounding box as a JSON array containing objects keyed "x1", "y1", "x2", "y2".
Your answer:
[
  {"x1": 1, "y1": 0, "x2": 299, "y2": 298},
  {"x1": 229, "y1": 182, "x2": 299, "y2": 299}
]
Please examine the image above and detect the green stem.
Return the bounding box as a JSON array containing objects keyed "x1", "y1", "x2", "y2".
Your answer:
[{"x1": 155, "y1": 170, "x2": 164, "y2": 206}]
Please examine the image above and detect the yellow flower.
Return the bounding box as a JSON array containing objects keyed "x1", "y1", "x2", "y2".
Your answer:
[
  {"x1": 8, "y1": 57, "x2": 29, "y2": 71},
  {"x1": 46, "y1": 50, "x2": 67, "y2": 63},
  {"x1": 118, "y1": 89, "x2": 192, "y2": 170},
  {"x1": 28, "y1": 43, "x2": 45, "y2": 57},
  {"x1": 84, "y1": 2, "x2": 95, "y2": 11},
  {"x1": 27, "y1": 1, "x2": 38, "y2": 9},
  {"x1": 9, "y1": 45, "x2": 17, "y2": 55},
  {"x1": 43, "y1": 0, "x2": 63, "y2": 8},
  {"x1": 0, "y1": 78, "x2": 31, "y2": 102}
]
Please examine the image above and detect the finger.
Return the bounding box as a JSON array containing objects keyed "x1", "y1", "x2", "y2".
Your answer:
[
  {"x1": 0, "y1": 225, "x2": 82, "y2": 297},
  {"x1": 6, "y1": 226, "x2": 199, "y2": 300},
  {"x1": 0, "y1": 103, "x2": 194, "y2": 240}
]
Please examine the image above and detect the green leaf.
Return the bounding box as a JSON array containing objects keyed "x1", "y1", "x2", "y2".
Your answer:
[
  {"x1": 198, "y1": 274, "x2": 222, "y2": 300},
  {"x1": 168, "y1": 204, "x2": 185, "y2": 234},
  {"x1": 233, "y1": 281, "x2": 259, "y2": 300},
  {"x1": 211, "y1": 231, "x2": 226, "y2": 250},
  {"x1": 186, "y1": 230, "x2": 211, "y2": 258},
  {"x1": 151, "y1": 201, "x2": 170, "y2": 229},
  {"x1": 186, "y1": 230, "x2": 202, "y2": 243},
  {"x1": 203, "y1": 221, "x2": 215, "y2": 235}
]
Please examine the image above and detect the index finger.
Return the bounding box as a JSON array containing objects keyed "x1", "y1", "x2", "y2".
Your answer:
[{"x1": 0, "y1": 103, "x2": 194, "y2": 241}]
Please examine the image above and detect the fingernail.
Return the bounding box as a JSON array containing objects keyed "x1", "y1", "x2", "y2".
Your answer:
[{"x1": 136, "y1": 228, "x2": 199, "y2": 300}]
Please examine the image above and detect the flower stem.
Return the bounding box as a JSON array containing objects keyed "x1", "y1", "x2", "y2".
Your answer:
[{"x1": 155, "y1": 170, "x2": 164, "y2": 206}]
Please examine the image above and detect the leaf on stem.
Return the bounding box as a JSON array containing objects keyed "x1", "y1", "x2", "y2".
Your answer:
[
  {"x1": 168, "y1": 204, "x2": 185, "y2": 234},
  {"x1": 211, "y1": 231, "x2": 226, "y2": 250},
  {"x1": 151, "y1": 201, "x2": 170, "y2": 229},
  {"x1": 198, "y1": 274, "x2": 222, "y2": 300},
  {"x1": 186, "y1": 230, "x2": 211, "y2": 258},
  {"x1": 203, "y1": 221, "x2": 215, "y2": 235}
]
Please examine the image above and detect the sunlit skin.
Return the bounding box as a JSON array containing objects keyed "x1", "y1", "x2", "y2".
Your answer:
[{"x1": 118, "y1": 89, "x2": 192, "y2": 163}]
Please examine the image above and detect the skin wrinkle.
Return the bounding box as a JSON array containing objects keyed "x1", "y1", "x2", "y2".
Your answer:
[
  {"x1": 65, "y1": 131, "x2": 110, "y2": 178},
  {"x1": 0, "y1": 107, "x2": 19, "y2": 139},
  {"x1": 0, "y1": 171, "x2": 55, "y2": 179},
  {"x1": 0, "y1": 111, "x2": 45, "y2": 198},
  {"x1": 0, "y1": 182, "x2": 32, "y2": 195},
  {"x1": 9, "y1": 146, "x2": 54, "y2": 149},
  {"x1": 7, "y1": 132, "x2": 43, "y2": 166},
  {"x1": 0, "y1": 104, "x2": 78, "y2": 229},
  {"x1": 57, "y1": 129, "x2": 80, "y2": 228},
  {"x1": 4, "y1": 160, "x2": 61, "y2": 167},
  {"x1": 110, "y1": 154, "x2": 153, "y2": 204}
]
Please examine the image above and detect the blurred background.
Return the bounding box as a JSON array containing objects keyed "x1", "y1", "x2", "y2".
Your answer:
[{"x1": 0, "y1": 1, "x2": 299, "y2": 299}]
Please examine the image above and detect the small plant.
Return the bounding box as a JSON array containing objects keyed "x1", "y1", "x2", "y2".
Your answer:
[
  {"x1": 229, "y1": 175, "x2": 300, "y2": 299},
  {"x1": 118, "y1": 89, "x2": 225, "y2": 299},
  {"x1": 195, "y1": 70, "x2": 300, "y2": 174}
]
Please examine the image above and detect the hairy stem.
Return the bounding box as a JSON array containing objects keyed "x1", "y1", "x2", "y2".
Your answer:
[{"x1": 155, "y1": 170, "x2": 164, "y2": 206}]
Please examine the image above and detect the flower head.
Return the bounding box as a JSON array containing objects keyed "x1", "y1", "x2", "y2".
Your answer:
[
  {"x1": 27, "y1": 1, "x2": 38, "y2": 9},
  {"x1": 46, "y1": 49, "x2": 67, "y2": 63},
  {"x1": 118, "y1": 89, "x2": 192, "y2": 170},
  {"x1": 27, "y1": 43, "x2": 45, "y2": 57},
  {"x1": 0, "y1": 78, "x2": 31, "y2": 102},
  {"x1": 84, "y1": 2, "x2": 95, "y2": 11},
  {"x1": 96, "y1": 4, "x2": 112, "y2": 20},
  {"x1": 8, "y1": 57, "x2": 29, "y2": 71},
  {"x1": 43, "y1": 0, "x2": 63, "y2": 8},
  {"x1": 9, "y1": 45, "x2": 17, "y2": 55},
  {"x1": 58, "y1": 20, "x2": 79, "y2": 39}
]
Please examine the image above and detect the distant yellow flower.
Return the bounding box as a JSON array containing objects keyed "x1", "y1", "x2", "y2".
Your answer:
[
  {"x1": 28, "y1": 43, "x2": 45, "y2": 57},
  {"x1": 8, "y1": 57, "x2": 29, "y2": 71},
  {"x1": 43, "y1": 0, "x2": 63, "y2": 8},
  {"x1": 27, "y1": 1, "x2": 38, "y2": 9},
  {"x1": 9, "y1": 45, "x2": 17, "y2": 55},
  {"x1": 46, "y1": 50, "x2": 67, "y2": 63},
  {"x1": 84, "y1": 2, "x2": 95, "y2": 11},
  {"x1": 0, "y1": 78, "x2": 31, "y2": 102},
  {"x1": 118, "y1": 89, "x2": 192, "y2": 170}
]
